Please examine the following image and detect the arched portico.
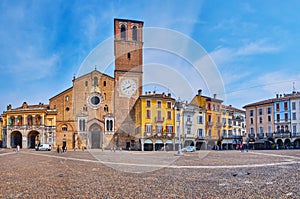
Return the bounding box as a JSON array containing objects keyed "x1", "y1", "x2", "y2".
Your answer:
[
  {"x1": 28, "y1": 131, "x2": 40, "y2": 148},
  {"x1": 11, "y1": 131, "x2": 22, "y2": 148}
]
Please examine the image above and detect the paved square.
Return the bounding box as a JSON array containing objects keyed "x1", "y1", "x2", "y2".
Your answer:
[{"x1": 0, "y1": 149, "x2": 299, "y2": 198}]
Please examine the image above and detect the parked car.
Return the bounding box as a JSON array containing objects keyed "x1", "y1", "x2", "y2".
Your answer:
[
  {"x1": 181, "y1": 146, "x2": 196, "y2": 152},
  {"x1": 36, "y1": 144, "x2": 52, "y2": 151}
]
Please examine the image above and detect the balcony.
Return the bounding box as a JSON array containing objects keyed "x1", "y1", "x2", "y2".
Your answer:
[
  {"x1": 185, "y1": 120, "x2": 192, "y2": 126},
  {"x1": 266, "y1": 133, "x2": 273, "y2": 138},
  {"x1": 167, "y1": 132, "x2": 174, "y2": 138},
  {"x1": 155, "y1": 117, "x2": 164, "y2": 123},
  {"x1": 197, "y1": 135, "x2": 205, "y2": 139},
  {"x1": 144, "y1": 132, "x2": 152, "y2": 137},
  {"x1": 274, "y1": 132, "x2": 291, "y2": 138},
  {"x1": 249, "y1": 133, "x2": 255, "y2": 138},
  {"x1": 216, "y1": 122, "x2": 222, "y2": 128},
  {"x1": 223, "y1": 135, "x2": 234, "y2": 139},
  {"x1": 207, "y1": 122, "x2": 214, "y2": 127},
  {"x1": 184, "y1": 134, "x2": 195, "y2": 139},
  {"x1": 7, "y1": 125, "x2": 53, "y2": 131},
  {"x1": 157, "y1": 132, "x2": 163, "y2": 137},
  {"x1": 257, "y1": 133, "x2": 264, "y2": 139}
]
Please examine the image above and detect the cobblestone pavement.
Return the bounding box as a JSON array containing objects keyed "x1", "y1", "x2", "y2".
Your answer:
[{"x1": 0, "y1": 149, "x2": 299, "y2": 199}]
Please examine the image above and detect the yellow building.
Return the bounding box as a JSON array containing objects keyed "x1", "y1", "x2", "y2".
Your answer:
[
  {"x1": 133, "y1": 92, "x2": 175, "y2": 151},
  {"x1": 1, "y1": 102, "x2": 56, "y2": 149},
  {"x1": 191, "y1": 90, "x2": 223, "y2": 149},
  {"x1": 221, "y1": 105, "x2": 233, "y2": 149}
]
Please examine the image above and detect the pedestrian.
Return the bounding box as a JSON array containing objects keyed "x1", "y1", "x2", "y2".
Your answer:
[
  {"x1": 240, "y1": 143, "x2": 244, "y2": 152},
  {"x1": 57, "y1": 145, "x2": 60, "y2": 153},
  {"x1": 16, "y1": 145, "x2": 20, "y2": 152}
]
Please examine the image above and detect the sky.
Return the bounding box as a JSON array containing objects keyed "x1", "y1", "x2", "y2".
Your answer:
[{"x1": 1, "y1": 0, "x2": 300, "y2": 111}]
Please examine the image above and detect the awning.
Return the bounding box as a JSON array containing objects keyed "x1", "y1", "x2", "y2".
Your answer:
[
  {"x1": 144, "y1": 139, "x2": 153, "y2": 144},
  {"x1": 166, "y1": 140, "x2": 173, "y2": 144},
  {"x1": 155, "y1": 139, "x2": 163, "y2": 144},
  {"x1": 222, "y1": 140, "x2": 233, "y2": 144}
]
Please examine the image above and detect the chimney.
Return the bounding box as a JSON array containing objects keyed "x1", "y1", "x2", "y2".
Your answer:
[
  {"x1": 198, "y1": 89, "x2": 202, "y2": 96},
  {"x1": 276, "y1": 94, "x2": 279, "y2": 98},
  {"x1": 168, "y1": 93, "x2": 171, "y2": 97},
  {"x1": 213, "y1": 94, "x2": 217, "y2": 99}
]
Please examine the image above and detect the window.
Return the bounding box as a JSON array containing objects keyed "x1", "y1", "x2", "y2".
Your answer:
[
  {"x1": 167, "y1": 111, "x2": 172, "y2": 120},
  {"x1": 157, "y1": 110, "x2": 162, "y2": 120},
  {"x1": 127, "y1": 52, "x2": 131, "y2": 59},
  {"x1": 146, "y1": 100, "x2": 151, "y2": 107},
  {"x1": 93, "y1": 77, "x2": 98, "y2": 87},
  {"x1": 259, "y1": 127, "x2": 264, "y2": 134},
  {"x1": 250, "y1": 127, "x2": 254, "y2": 134},
  {"x1": 249, "y1": 110, "x2": 254, "y2": 117},
  {"x1": 198, "y1": 116, "x2": 203, "y2": 124},
  {"x1": 176, "y1": 113, "x2": 180, "y2": 122},
  {"x1": 85, "y1": 81, "x2": 88, "y2": 87},
  {"x1": 284, "y1": 102, "x2": 288, "y2": 110},
  {"x1": 292, "y1": 112, "x2": 296, "y2": 120},
  {"x1": 222, "y1": 118, "x2": 226, "y2": 125},
  {"x1": 284, "y1": 113, "x2": 289, "y2": 121},
  {"x1": 187, "y1": 115, "x2": 191, "y2": 122},
  {"x1": 268, "y1": 126, "x2": 272, "y2": 133},
  {"x1": 276, "y1": 103, "x2": 280, "y2": 111},
  {"x1": 146, "y1": 110, "x2": 151, "y2": 118},
  {"x1": 292, "y1": 125, "x2": 297, "y2": 134},
  {"x1": 222, "y1": 130, "x2": 226, "y2": 136},
  {"x1": 121, "y1": 24, "x2": 126, "y2": 39},
  {"x1": 197, "y1": 129, "x2": 203, "y2": 137},
  {"x1": 258, "y1": 108, "x2": 263, "y2": 115},
  {"x1": 250, "y1": 118, "x2": 254, "y2": 124},
  {"x1": 167, "y1": 101, "x2": 172, "y2": 109},
  {"x1": 167, "y1": 125, "x2": 173, "y2": 133},
  {"x1": 208, "y1": 130, "x2": 212, "y2": 137},
  {"x1": 132, "y1": 26, "x2": 137, "y2": 41},
  {"x1": 276, "y1": 114, "x2": 280, "y2": 122},
  {"x1": 259, "y1": 117, "x2": 263, "y2": 123},
  {"x1": 62, "y1": 126, "x2": 67, "y2": 131},
  {"x1": 79, "y1": 119, "x2": 86, "y2": 131},
  {"x1": 267, "y1": 107, "x2": 272, "y2": 114},
  {"x1": 103, "y1": 81, "x2": 106, "y2": 87},
  {"x1": 268, "y1": 115, "x2": 272, "y2": 122},
  {"x1": 106, "y1": 120, "x2": 113, "y2": 131},
  {"x1": 65, "y1": 95, "x2": 69, "y2": 101},
  {"x1": 157, "y1": 101, "x2": 162, "y2": 108},
  {"x1": 208, "y1": 115, "x2": 212, "y2": 122},
  {"x1": 292, "y1": 102, "x2": 296, "y2": 110},
  {"x1": 104, "y1": 105, "x2": 109, "y2": 112},
  {"x1": 145, "y1": 124, "x2": 152, "y2": 132},
  {"x1": 187, "y1": 127, "x2": 191, "y2": 134},
  {"x1": 157, "y1": 125, "x2": 163, "y2": 133}
]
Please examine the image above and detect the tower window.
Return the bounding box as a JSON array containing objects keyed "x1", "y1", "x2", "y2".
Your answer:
[
  {"x1": 121, "y1": 25, "x2": 126, "y2": 40},
  {"x1": 103, "y1": 81, "x2": 106, "y2": 87},
  {"x1": 127, "y1": 52, "x2": 131, "y2": 59},
  {"x1": 132, "y1": 26, "x2": 137, "y2": 41},
  {"x1": 93, "y1": 77, "x2": 98, "y2": 87}
]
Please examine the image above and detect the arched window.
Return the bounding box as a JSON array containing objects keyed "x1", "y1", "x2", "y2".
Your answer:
[
  {"x1": 121, "y1": 25, "x2": 126, "y2": 40},
  {"x1": 62, "y1": 125, "x2": 68, "y2": 132},
  {"x1": 93, "y1": 77, "x2": 98, "y2": 87},
  {"x1": 127, "y1": 52, "x2": 131, "y2": 59},
  {"x1": 104, "y1": 105, "x2": 108, "y2": 112},
  {"x1": 132, "y1": 26, "x2": 137, "y2": 41}
]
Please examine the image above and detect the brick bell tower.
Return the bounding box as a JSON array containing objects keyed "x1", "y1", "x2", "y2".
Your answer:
[{"x1": 114, "y1": 18, "x2": 143, "y2": 146}]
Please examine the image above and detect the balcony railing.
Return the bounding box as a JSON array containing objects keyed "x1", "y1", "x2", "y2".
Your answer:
[
  {"x1": 266, "y1": 133, "x2": 273, "y2": 138},
  {"x1": 197, "y1": 135, "x2": 205, "y2": 139},
  {"x1": 291, "y1": 133, "x2": 300, "y2": 137},
  {"x1": 185, "y1": 120, "x2": 192, "y2": 125},
  {"x1": 249, "y1": 133, "x2": 255, "y2": 138},
  {"x1": 144, "y1": 132, "x2": 152, "y2": 137},
  {"x1": 274, "y1": 132, "x2": 291, "y2": 138},
  {"x1": 207, "y1": 122, "x2": 214, "y2": 127},
  {"x1": 184, "y1": 134, "x2": 194, "y2": 138},
  {"x1": 7, "y1": 125, "x2": 55, "y2": 131},
  {"x1": 257, "y1": 133, "x2": 264, "y2": 139},
  {"x1": 223, "y1": 135, "x2": 234, "y2": 139}
]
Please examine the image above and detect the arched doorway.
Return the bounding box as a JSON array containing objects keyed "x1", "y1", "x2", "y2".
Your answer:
[
  {"x1": 155, "y1": 139, "x2": 164, "y2": 151},
  {"x1": 277, "y1": 139, "x2": 283, "y2": 149},
  {"x1": 294, "y1": 139, "x2": 300, "y2": 149},
  {"x1": 144, "y1": 139, "x2": 153, "y2": 151},
  {"x1": 196, "y1": 141, "x2": 207, "y2": 150},
  {"x1": 284, "y1": 139, "x2": 291, "y2": 149},
  {"x1": 89, "y1": 123, "x2": 102, "y2": 149},
  {"x1": 11, "y1": 131, "x2": 22, "y2": 148},
  {"x1": 28, "y1": 131, "x2": 40, "y2": 148}
]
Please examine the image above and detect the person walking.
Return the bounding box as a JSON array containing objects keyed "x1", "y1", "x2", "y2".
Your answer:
[{"x1": 57, "y1": 145, "x2": 60, "y2": 153}]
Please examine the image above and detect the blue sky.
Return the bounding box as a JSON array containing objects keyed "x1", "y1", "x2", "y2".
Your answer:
[{"x1": 1, "y1": 0, "x2": 300, "y2": 111}]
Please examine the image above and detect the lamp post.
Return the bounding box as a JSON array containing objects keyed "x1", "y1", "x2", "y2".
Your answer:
[{"x1": 175, "y1": 102, "x2": 183, "y2": 156}]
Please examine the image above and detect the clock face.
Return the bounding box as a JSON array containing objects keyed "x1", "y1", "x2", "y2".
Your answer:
[
  {"x1": 120, "y1": 78, "x2": 137, "y2": 96},
  {"x1": 87, "y1": 92, "x2": 103, "y2": 109}
]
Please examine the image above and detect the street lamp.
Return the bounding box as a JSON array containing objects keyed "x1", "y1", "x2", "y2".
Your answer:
[{"x1": 175, "y1": 102, "x2": 183, "y2": 156}]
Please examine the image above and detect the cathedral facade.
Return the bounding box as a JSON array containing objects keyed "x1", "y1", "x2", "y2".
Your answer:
[{"x1": 49, "y1": 18, "x2": 144, "y2": 150}]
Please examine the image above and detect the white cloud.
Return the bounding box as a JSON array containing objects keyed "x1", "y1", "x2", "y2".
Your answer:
[{"x1": 236, "y1": 39, "x2": 281, "y2": 55}]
